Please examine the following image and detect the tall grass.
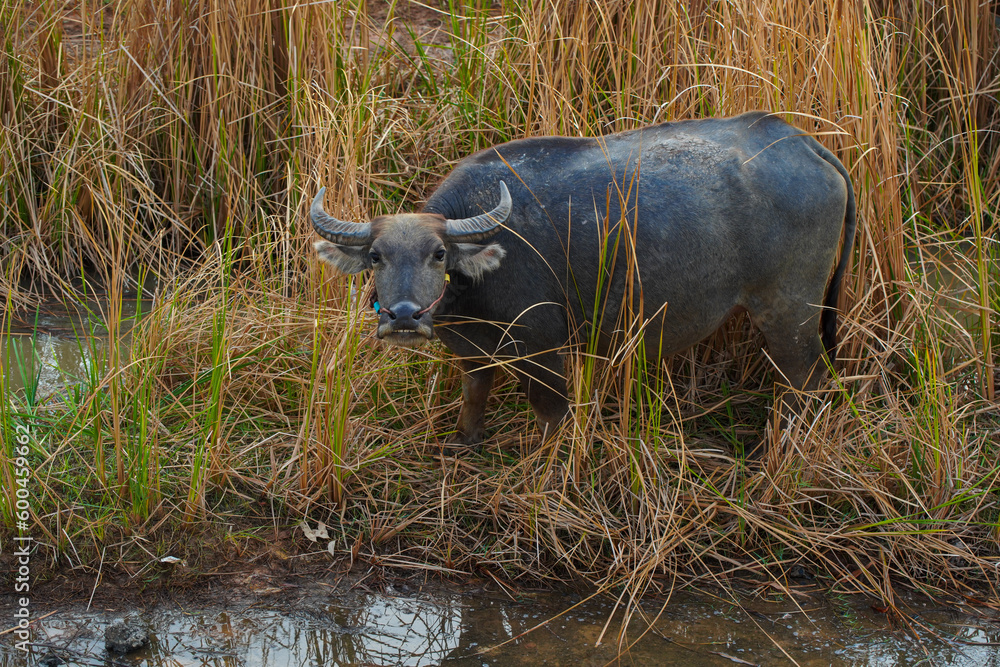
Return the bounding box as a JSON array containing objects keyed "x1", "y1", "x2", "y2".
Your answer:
[{"x1": 1, "y1": 0, "x2": 998, "y2": 608}]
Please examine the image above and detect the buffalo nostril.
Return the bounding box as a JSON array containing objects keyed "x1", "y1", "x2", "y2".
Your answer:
[
  {"x1": 383, "y1": 301, "x2": 424, "y2": 330},
  {"x1": 390, "y1": 302, "x2": 420, "y2": 320}
]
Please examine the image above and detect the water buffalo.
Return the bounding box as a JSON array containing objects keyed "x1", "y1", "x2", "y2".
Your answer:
[{"x1": 312, "y1": 111, "x2": 856, "y2": 449}]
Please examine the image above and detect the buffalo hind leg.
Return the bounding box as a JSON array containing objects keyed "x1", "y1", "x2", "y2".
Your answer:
[
  {"x1": 756, "y1": 315, "x2": 829, "y2": 458},
  {"x1": 515, "y1": 351, "x2": 569, "y2": 442},
  {"x1": 454, "y1": 359, "x2": 496, "y2": 446},
  {"x1": 764, "y1": 330, "x2": 826, "y2": 392}
]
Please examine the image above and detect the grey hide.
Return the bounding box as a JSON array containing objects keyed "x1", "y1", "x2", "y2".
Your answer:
[{"x1": 313, "y1": 111, "x2": 857, "y2": 449}]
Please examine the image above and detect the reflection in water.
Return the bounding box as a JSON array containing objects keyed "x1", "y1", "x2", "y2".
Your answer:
[
  {"x1": 2, "y1": 590, "x2": 998, "y2": 667},
  {"x1": 1, "y1": 299, "x2": 147, "y2": 399},
  {"x1": 8, "y1": 595, "x2": 463, "y2": 667},
  {"x1": 0, "y1": 333, "x2": 100, "y2": 398}
]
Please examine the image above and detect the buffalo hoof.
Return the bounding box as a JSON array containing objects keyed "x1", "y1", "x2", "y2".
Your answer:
[
  {"x1": 454, "y1": 428, "x2": 485, "y2": 447},
  {"x1": 434, "y1": 436, "x2": 483, "y2": 456}
]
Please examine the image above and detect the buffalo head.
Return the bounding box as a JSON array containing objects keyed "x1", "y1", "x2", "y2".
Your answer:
[{"x1": 312, "y1": 182, "x2": 510, "y2": 347}]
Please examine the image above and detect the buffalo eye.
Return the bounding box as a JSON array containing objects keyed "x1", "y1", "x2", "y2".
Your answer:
[
  {"x1": 434, "y1": 248, "x2": 446, "y2": 262},
  {"x1": 369, "y1": 250, "x2": 381, "y2": 264}
]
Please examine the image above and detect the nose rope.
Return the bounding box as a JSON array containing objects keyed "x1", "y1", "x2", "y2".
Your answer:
[
  {"x1": 374, "y1": 275, "x2": 450, "y2": 319},
  {"x1": 415, "y1": 277, "x2": 450, "y2": 318}
]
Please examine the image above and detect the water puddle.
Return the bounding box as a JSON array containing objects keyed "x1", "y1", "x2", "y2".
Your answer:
[
  {"x1": 1, "y1": 298, "x2": 148, "y2": 399},
  {"x1": 909, "y1": 238, "x2": 998, "y2": 333},
  {"x1": 3, "y1": 586, "x2": 997, "y2": 666}
]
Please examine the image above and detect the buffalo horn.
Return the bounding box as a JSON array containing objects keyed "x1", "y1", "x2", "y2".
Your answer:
[
  {"x1": 444, "y1": 181, "x2": 511, "y2": 242},
  {"x1": 310, "y1": 187, "x2": 371, "y2": 246}
]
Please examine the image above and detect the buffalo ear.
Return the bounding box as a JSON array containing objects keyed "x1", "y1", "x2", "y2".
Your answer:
[
  {"x1": 314, "y1": 240, "x2": 368, "y2": 274},
  {"x1": 451, "y1": 243, "x2": 506, "y2": 280}
]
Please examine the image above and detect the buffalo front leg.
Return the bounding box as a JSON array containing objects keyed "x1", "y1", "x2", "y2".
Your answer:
[
  {"x1": 454, "y1": 359, "x2": 496, "y2": 445},
  {"x1": 515, "y1": 351, "x2": 569, "y2": 442}
]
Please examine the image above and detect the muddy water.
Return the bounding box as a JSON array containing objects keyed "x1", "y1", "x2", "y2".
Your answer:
[
  {"x1": 1, "y1": 299, "x2": 147, "y2": 398},
  {"x1": 3, "y1": 587, "x2": 998, "y2": 666}
]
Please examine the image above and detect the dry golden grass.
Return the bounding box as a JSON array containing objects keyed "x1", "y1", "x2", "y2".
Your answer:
[{"x1": 1, "y1": 0, "x2": 998, "y2": 611}]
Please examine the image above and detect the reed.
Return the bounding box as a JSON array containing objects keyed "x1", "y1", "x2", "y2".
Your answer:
[{"x1": 0, "y1": 0, "x2": 997, "y2": 610}]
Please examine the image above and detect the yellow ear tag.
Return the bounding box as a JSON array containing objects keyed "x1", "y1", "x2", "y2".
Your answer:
[{"x1": 445, "y1": 273, "x2": 451, "y2": 283}]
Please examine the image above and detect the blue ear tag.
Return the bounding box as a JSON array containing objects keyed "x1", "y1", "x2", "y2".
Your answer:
[{"x1": 373, "y1": 301, "x2": 380, "y2": 314}]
